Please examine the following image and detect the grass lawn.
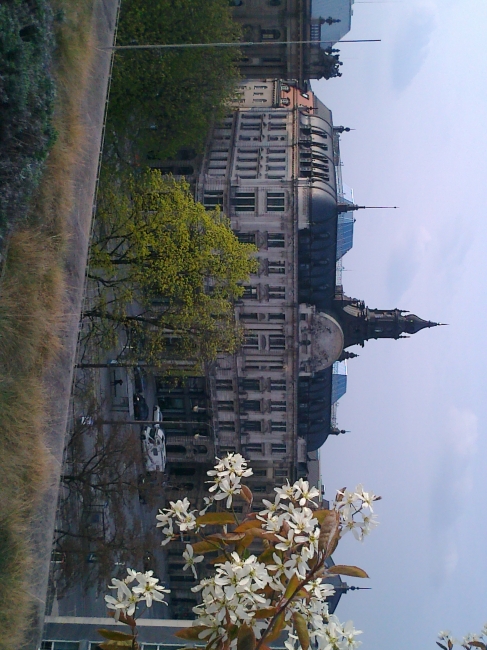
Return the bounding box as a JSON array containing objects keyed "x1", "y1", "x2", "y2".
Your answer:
[{"x1": 0, "y1": 0, "x2": 96, "y2": 646}]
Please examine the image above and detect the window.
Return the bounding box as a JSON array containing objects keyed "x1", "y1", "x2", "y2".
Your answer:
[
  {"x1": 272, "y1": 443, "x2": 287, "y2": 453},
  {"x1": 261, "y1": 29, "x2": 281, "y2": 40},
  {"x1": 232, "y1": 191, "x2": 255, "y2": 212},
  {"x1": 269, "y1": 335, "x2": 286, "y2": 349},
  {"x1": 238, "y1": 147, "x2": 259, "y2": 155},
  {"x1": 253, "y1": 468, "x2": 267, "y2": 477},
  {"x1": 243, "y1": 334, "x2": 259, "y2": 349},
  {"x1": 239, "y1": 174, "x2": 257, "y2": 179},
  {"x1": 240, "y1": 312, "x2": 258, "y2": 321},
  {"x1": 219, "y1": 422, "x2": 235, "y2": 432},
  {"x1": 241, "y1": 123, "x2": 261, "y2": 131},
  {"x1": 237, "y1": 164, "x2": 258, "y2": 171},
  {"x1": 268, "y1": 312, "x2": 286, "y2": 321},
  {"x1": 267, "y1": 157, "x2": 286, "y2": 163},
  {"x1": 204, "y1": 190, "x2": 224, "y2": 209},
  {"x1": 254, "y1": 85, "x2": 268, "y2": 89},
  {"x1": 239, "y1": 136, "x2": 260, "y2": 141},
  {"x1": 271, "y1": 401, "x2": 287, "y2": 412},
  {"x1": 266, "y1": 192, "x2": 285, "y2": 212},
  {"x1": 270, "y1": 379, "x2": 286, "y2": 391},
  {"x1": 268, "y1": 124, "x2": 286, "y2": 131},
  {"x1": 267, "y1": 174, "x2": 285, "y2": 180},
  {"x1": 242, "y1": 285, "x2": 258, "y2": 300},
  {"x1": 246, "y1": 443, "x2": 263, "y2": 453},
  {"x1": 242, "y1": 420, "x2": 262, "y2": 432},
  {"x1": 275, "y1": 468, "x2": 289, "y2": 477},
  {"x1": 271, "y1": 421, "x2": 286, "y2": 432},
  {"x1": 269, "y1": 135, "x2": 287, "y2": 141},
  {"x1": 268, "y1": 260, "x2": 286, "y2": 274},
  {"x1": 236, "y1": 232, "x2": 256, "y2": 245},
  {"x1": 241, "y1": 400, "x2": 261, "y2": 412},
  {"x1": 218, "y1": 401, "x2": 234, "y2": 412},
  {"x1": 269, "y1": 286, "x2": 286, "y2": 300},
  {"x1": 267, "y1": 165, "x2": 286, "y2": 171},
  {"x1": 216, "y1": 379, "x2": 233, "y2": 391},
  {"x1": 254, "y1": 99, "x2": 268, "y2": 103},
  {"x1": 268, "y1": 233, "x2": 285, "y2": 248},
  {"x1": 240, "y1": 378, "x2": 261, "y2": 391},
  {"x1": 219, "y1": 445, "x2": 237, "y2": 454},
  {"x1": 262, "y1": 57, "x2": 281, "y2": 63}
]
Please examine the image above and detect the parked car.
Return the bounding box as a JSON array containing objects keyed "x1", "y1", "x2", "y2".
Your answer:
[
  {"x1": 140, "y1": 426, "x2": 166, "y2": 473},
  {"x1": 153, "y1": 404, "x2": 163, "y2": 424},
  {"x1": 133, "y1": 366, "x2": 147, "y2": 395},
  {"x1": 133, "y1": 393, "x2": 149, "y2": 420}
]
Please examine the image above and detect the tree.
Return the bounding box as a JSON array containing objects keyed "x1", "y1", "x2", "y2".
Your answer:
[
  {"x1": 106, "y1": 0, "x2": 241, "y2": 162},
  {"x1": 438, "y1": 628, "x2": 487, "y2": 650},
  {"x1": 53, "y1": 413, "x2": 163, "y2": 594},
  {"x1": 96, "y1": 454, "x2": 380, "y2": 650},
  {"x1": 84, "y1": 170, "x2": 257, "y2": 364}
]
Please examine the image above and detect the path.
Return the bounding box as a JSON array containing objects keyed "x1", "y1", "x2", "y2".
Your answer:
[{"x1": 24, "y1": 1, "x2": 120, "y2": 647}]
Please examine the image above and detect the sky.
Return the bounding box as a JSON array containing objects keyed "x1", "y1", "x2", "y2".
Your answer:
[{"x1": 312, "y1": 0, "x2": 487, "y2": 647}]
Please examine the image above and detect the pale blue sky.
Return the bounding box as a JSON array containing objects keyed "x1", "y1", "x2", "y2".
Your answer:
[{"x1": 312, "y1": 0, "x2": 487, "y2": 647}]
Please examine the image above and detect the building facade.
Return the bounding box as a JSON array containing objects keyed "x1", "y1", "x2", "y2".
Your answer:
[{"x1": 231, "y1": 0, "x2": 354, "y2": 86}]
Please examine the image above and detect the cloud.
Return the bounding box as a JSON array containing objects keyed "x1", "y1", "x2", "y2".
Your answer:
[
  {"x1": 391, "y1": 8, "x2": 437, "y2": 91},
  {"x1": 428, "y1": 407, "x2": 478, "y2": 583},
  {"x1": 386, "y1": 227, "x2": 432, "y2": 303}
]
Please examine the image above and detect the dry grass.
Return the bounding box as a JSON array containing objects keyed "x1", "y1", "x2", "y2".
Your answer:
[{"x1": 0, "y1": 0, "x2": 96, "y2": 646}]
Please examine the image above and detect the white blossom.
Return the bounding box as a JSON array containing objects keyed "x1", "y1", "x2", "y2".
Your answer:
[
  {"x1": 182, "y1": 544, "x2": 204, "y2": 578},
  {"x1": 131, "y1": 570, "x2": 170, "y2": 607}
]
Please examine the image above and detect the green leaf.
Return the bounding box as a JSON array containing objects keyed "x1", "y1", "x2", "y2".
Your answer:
[
  {"x1": 241, "y1": 485, "x2": 253, "y2": 504},
  {"x1": 237, "y1": 623, "x2": 256, "y2": 650},
  {"x1": 196, "y1": 512, "x2": 236, "y2": 525},
  {"x1": 191, "y1": 540, "x2": 222, "y2": 554},
  {"x1": 327, "y1": 565, "x2": 369, "y2": 579},
  {"x1": 253, "y1": 607, "x2": 278, "y2": 619},
  {"x1": 318, "y1": 509, "x2": 340, "y2": 558},
  {"x1": 174, "y1": 626, "x2": 209, "y2": 640},
  {"x1": 234, "y1": 517, "x2": 262, "y2": 533},
  {"x1": 98, "y1": 630, "x2": 135, "y2": 642},
  {"x1": 293, "y1": 612, "x2": 310, "y2": 650},
  {"x1": 283, "y1": 573, "x2": 300, "y2": 600},
  {"x1": 206, "y1": 532, "x2": 246, "y2": 543},
  {"x1": 266, "y1": 611, "x2": 286, "y2": 642}
]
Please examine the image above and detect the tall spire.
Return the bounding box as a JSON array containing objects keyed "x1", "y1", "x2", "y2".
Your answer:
[
  {"x1": 333, "y1": 295, "x2": 446, "y2": 349},
  {"x1": 337, "y1": 203, "x2": 398, "y2": 212}
]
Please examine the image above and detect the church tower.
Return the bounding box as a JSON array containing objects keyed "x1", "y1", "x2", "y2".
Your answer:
[{"x1": 332, "y1": 294, "x2": 443, "y2": 349}]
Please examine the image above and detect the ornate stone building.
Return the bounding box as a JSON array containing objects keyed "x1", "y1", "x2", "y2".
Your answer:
[
  {"x1": 146, "y1": 79, "x2": 441, "y2": 615},
  {"x1": 231, "y1": 0, "x2": 355, "y2": 86}
]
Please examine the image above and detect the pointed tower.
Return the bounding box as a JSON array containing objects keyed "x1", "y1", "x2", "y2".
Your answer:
[{"x1": 332, "y1": 295, "x2": 443, "y2": 349}]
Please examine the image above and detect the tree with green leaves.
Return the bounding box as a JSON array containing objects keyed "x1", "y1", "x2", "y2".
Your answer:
[
  {"x1": 106, "y1": 0, "x2": 241, "y2": 163},
  {"x1": 84, "y1": 170, "x2": 257, "y2": 364}
]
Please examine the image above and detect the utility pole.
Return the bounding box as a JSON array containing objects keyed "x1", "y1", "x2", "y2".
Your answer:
[{"x1": 102, "y1": 38, "x2": 381, "y2": 51}]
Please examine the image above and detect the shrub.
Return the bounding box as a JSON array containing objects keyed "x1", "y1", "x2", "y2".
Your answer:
[{"x1": 0, "y1": 0, "x2": 56, "y2": 242}]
